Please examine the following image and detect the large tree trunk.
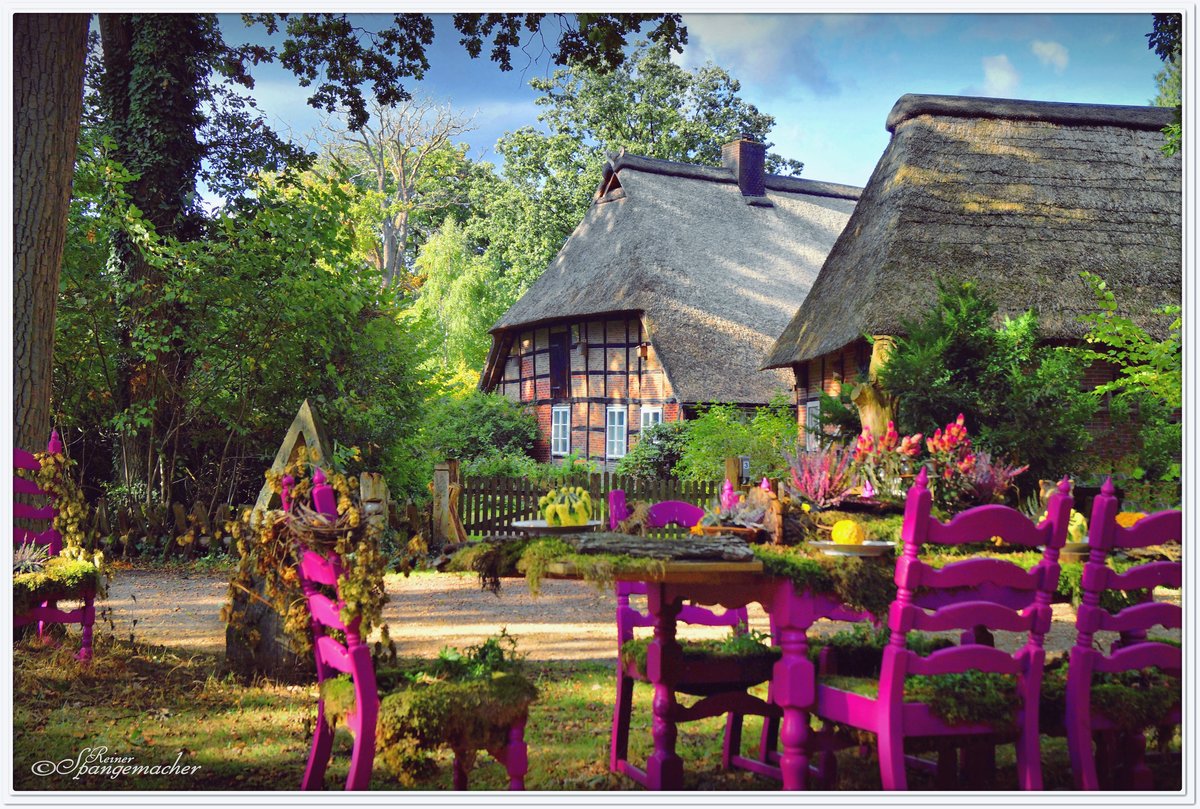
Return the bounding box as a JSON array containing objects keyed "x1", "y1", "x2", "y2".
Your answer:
[
  {"x1": 13, "y1": 14, "x2": 89, "y2": 451},
  {"x1": 99, "y1": 14, "x2": 207, "y2": 503}
]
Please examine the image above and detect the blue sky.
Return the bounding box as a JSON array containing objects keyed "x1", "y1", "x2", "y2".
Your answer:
[{"x1": 220, "y1": 12, "x2": 1166, "y2": 188}]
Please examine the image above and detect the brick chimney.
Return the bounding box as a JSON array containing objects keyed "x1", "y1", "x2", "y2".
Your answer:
[{"x1": 721, "y1": 135, "x2": 767, "y2": 198}]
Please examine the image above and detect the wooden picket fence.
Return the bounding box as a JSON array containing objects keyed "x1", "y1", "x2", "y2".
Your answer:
[
  {"x1": 77, "y1": 497, "x2": 251, "y2": 558},
  {"x1": 458, "y1": 473, "x2": 722, "y2": 538}
]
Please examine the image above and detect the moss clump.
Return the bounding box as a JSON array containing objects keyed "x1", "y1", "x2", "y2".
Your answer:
[
  {"x1": 14, "y1": 557, "x2": 99, "y2": 615},
  {"x1": 1040, "y1": 655, "x2": 1181, "y2": 733},
  {"x1": 447, "y1": 539, "x2": 532, "y2": 593},
  {"x1": 808, "y1": 624, "x2": 954, "y2": 676},
  {"x1": 619, "y1": 630, "x2": 779, "y2": 676},
  {"x1": 317, "y1": 632, "x2": 538, "y2": 786},
  {"x1": 752, "y1": 544, "x2": 897, "y2": 619},
  {"x1": 820, "y1": 669, "x2": 1019, "y2": 730},
  {"x1": 517, "y1": 539, "x2": 667, "y2": 597}
]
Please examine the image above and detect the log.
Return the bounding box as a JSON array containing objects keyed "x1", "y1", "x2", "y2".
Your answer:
[{"x1": 552, "y1": 531, "x2": 756, "y2": 562}]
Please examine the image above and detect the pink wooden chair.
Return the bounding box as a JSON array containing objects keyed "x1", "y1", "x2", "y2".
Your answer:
[
  {"x1": 807, "y1": 468, "x2": 1073, "y2": 790},
  {"x1": 295, "y1": 468, "x2": 529, "y2": 791},
  {"x1": 1065, "y1": 478, "x2": 1181, "y2": 790},
  {"x1": 14, "y1": 431, "x2": 95, "y2": 661},
  {"x1": 607, "y1": 490, "x2": 779, "y2": 786}
]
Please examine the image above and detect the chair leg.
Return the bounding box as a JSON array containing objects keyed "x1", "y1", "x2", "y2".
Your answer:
[
  {"x1": 759, "y1": 712, "x2": 779, "y2": 764},
  {"x1": 1126, "y1": 730, "x2": 1153, "y2": 790},
  {"x1": 610, "y1": 672, "x2": 634, "y2": 772},
  {"x1": 1066, "y1": 676, "x2": 1098, "y2": 790},
  {"x1": 504, "y1": 717, "x2": 529, "y2": 790},
  {"x1": 452, "y1": 754, "x2": 469, "y2": 790},
  {"x1": 301, "y1": 705, "x2": 334, "y2": 790},
  {"x1": 877, "y1": 731, "x2": 907, "y2": 790},
  {"x1": 934, "y1": 742, "x2": 958, "y2": 789},
  {"x1": 345, "y1": 707, "x2": 376, "y2": 791},
  {"x1": 721, "y1": 712, "x2": 742, "y2": 770}
]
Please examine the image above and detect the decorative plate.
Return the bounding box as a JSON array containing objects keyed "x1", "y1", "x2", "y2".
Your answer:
[{"x1": 808, "y1": 540, "x2": 896, "y2": 557}]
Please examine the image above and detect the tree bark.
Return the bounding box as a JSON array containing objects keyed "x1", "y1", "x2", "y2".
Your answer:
[{"x1": 13, "y1": 14, "x2": 89, "y2": 451}]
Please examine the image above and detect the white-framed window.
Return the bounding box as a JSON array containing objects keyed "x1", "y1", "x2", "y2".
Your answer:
[
  {"x1": 805, "y1": 399, "x2": 821, "y2": 452},
  {"x1": 606, "y1": 406, "x2": 628, "y2": 459},
  {"x1": 551, "y1": 406, "x2": 570, "y2": 457},
  {"x1": 640, "y1": 406, "x2": 663, "y2": 431}
]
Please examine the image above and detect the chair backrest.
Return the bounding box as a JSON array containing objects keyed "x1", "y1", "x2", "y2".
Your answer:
[
  {"x1": 608, "y1": 490, "x2": 746, "y2": 644},
  {"x1": 646, "y1": 500, "x2": 705, "y2": 530},
  {"x1": 1072, "y1": 478, "x2": 1182, "y2": 676},
  {"x1": 607, "y1": 490, "x2": 705, "y2": 532},
  {"x1": 290, "y1": 469, "x2": 379, "y2": 724},
  {"x1": 14, "y1": 432, "x2": 63, "y2": 555},
  {"x1": 881, "y1": 467, "x2": 1073, "y2": 689}
]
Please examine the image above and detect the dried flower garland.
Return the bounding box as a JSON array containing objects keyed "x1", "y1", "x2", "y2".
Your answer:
[{"x1": 221, "y1": 450, "x2": 402, "y2": 660}]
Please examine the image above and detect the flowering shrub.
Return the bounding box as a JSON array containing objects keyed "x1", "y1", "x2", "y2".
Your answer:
[
  {"x1": 852, "y1": 421, "x2": 921, "y2": 502},
  {"x1": 783, "y1": 444, "x2": 859, "y2": 509},
  {"x1": 854, "y1": 415, "x2": 1025, "y2": 513}
]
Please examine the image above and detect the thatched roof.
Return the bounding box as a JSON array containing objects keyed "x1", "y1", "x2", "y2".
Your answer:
[
  {"x1": 764, "y1": 94, "x2": 1182, "y2": 369},
  {"x1": 485, "y1": 151, "x2": 860, "y2": 404}
]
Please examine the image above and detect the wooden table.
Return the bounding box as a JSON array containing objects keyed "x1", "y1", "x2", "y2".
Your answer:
[{"x1": 546, "y1": 559, "x2": 863, "y2": 790}]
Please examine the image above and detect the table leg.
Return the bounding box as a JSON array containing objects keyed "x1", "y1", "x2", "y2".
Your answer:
[
  {"x1": 773, "y1": 623, "x2": 814, "y2": 790},
  {"x1": 645, "y1": 586, "x2": 684, "y2": 790}
]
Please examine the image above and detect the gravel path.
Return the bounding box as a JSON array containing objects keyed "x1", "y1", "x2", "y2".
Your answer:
[{"x1": 102, "y1": 568, "x2": 1178, "y2": 661}]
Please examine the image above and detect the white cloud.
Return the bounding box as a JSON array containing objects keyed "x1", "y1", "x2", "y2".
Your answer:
[
  {"x1": 981, "y1": 54, "x2": 1020, "y2": 97},
  {"x1": 1031, "y1": 40, "x2": 1069, "y2": 72},
  {"x1": 679, "y1": 14, "x2": 838, "y2": 97}
]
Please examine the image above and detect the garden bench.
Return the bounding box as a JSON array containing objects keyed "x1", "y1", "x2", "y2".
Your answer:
[{"x1": 13, "y1": 431, "x2": 96, "y2": 662}]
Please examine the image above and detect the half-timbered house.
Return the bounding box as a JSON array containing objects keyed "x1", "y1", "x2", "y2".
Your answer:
[
  {"x1": 763, "y1": 94, "x2": 1182, "y2": 458},
  {"x1": 480, "y1": 138, "x2": 861, "y2": 466}
]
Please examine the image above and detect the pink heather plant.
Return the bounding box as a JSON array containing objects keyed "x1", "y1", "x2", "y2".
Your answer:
[
  {"x1": 963, "y1": 451, "x2": 1029, "y2": 505},
  {"x1": 784, "y1": 444, "x2": 859, "y2": 509}
]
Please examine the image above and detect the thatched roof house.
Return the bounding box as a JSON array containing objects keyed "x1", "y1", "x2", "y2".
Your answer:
[
  {"x1": 481, "y1": 139, "x2": 860, "y2": 464},
  {"x1": 765, "y1": 93, "x2": 1182, "y2": 371}
]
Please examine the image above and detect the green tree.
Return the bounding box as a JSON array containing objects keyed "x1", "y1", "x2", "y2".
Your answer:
[
  {"x1": 675, "y1": 395, "x2": 798, "y2": 482},
  {"x1": 18, "y1": 12, "x2": 687, "y2": 489},
  {"x1": 14, "y1": 14, "x2": 90, "y2": 453},
  {"x1": 1077, "y1": 271, "x2": 1181, "y2": 481},
  {"x1": 1147, "y1": 13, "x2": 1182, "y2": 155},
  {"x1": 475, "y1": 40, "x2": 804, "y2": 296},
  {"x1": 877, "y1": 282, "x2": 1097, "y2": 484},
  {"x1": 416, "y1": 392, "x2": 539, "y2": 474},
  {"x1": 322, "y1": 97, "x2": 475, "y2": 292},
  {"x1": 614, "y1": 421, "x2": 689, "y2": 480}
]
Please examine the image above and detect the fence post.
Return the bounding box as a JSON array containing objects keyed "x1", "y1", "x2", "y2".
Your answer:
[
  {"x1": 432, "y1": 461, "x2": 452, "y2": 550},
  {"x1": 724, "y1": 457, "x2": 740, "y2": 487}
]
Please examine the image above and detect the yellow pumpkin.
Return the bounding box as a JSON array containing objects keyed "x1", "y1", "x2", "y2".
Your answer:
[{"x1": 831, "y1": 520, "x2": 867, "y2": 545}]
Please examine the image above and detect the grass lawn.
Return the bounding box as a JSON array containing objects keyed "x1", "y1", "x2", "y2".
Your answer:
[{"x1": 12, "y1": 633, "x2": 1180, "y2": 792}]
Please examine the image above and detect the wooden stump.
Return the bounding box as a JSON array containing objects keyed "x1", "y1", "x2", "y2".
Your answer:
[{"x1": 224, "y1": 573, "x2": 314, "y2": 684}]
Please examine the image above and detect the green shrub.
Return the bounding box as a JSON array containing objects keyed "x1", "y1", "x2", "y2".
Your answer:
[
  {"x1": 675, "y1": 394, "x2": 798, "y2": 482},
  {"x1": 1077, "y1": 271, "x2": 1182, "y2": 483},
  {"x1": 614, "y1": 421, "x2": 688, "y2": 479},
  {"x1": 878, "y1": 281, "x2": 1096, "y2": 486},
  {"x1": 419, "y1": 391, "x2": 538, "y2": 466}
]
